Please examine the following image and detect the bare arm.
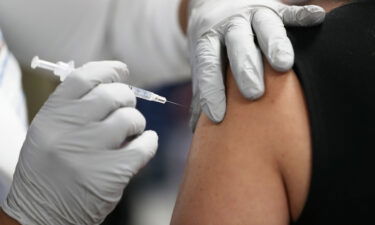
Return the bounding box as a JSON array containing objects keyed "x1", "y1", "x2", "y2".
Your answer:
[
  {"x1": 172, "y1": 1, "x2": 350, "y2": 223},
  {"x1": 171, "y1": 61, "x2": 312, "y2": 224},
  {"x1": 179, "y1": 0, "x2": 189, "y2": 34},
  {"x1": 0, "y1": 209, "x2": 20, "y2": 225}
]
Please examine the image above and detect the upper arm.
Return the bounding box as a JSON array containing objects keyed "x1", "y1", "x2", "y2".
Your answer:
[{"x1": 171, "y1": 62, "x2": 311, "y2": 224}]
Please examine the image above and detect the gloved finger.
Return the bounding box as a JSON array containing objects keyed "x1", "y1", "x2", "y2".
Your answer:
[
  {"x1": 54, "y1": 61, "x2": 129, "y2": 100},
  {"x1": 119, "y1": 130, "x2": 158, "y2": 174},
  {"x1": 79, "y1": 83, "x2": 136, "y2": 121},
  {"x1": 75, "y1": 131, "x2": 157, "y2": 196},
  {"x1": 281, "y1": 5, "x2": 326, "y2": 26},
  {"x1": 252, "y1": 8, "x2": 294, "y2": 72},
  {"x1": 194, "y1": 33, "x2": 226, "y2": 123},
  {"x1": 189, "y1": 92, "x2": 202, "y2": 132},
  {"x1": 225, "y1": 16, "x2": 265, "y2": 100},
  {"x1": 78, "y1": 107, "x2": 146, "y2": 149}
]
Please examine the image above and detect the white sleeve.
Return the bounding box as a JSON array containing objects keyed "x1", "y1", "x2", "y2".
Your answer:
[
  {"x1": 0, "y1": 37, "x2": 27, "y2": 204},
  {"x1": 0, "y1": 0, "x2": 190, "y2": 88},
  {"x1": 0, "y1": 0, "x2": 113, "y2": 67},
  {"x1": 109, "y1": 0, "x2": 190, "y2": 88}
]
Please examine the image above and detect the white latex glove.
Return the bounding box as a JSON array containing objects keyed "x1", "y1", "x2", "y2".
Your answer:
[
  {"x1": 188, "y1": 0, "x2": 326, "y2": 127},
  {"x1": 1, "y1": 61, "x2": 158, "y2": 225}
]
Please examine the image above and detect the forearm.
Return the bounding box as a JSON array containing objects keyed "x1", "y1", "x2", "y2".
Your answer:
[{"x1": 0, "y1": 209, "x2": 20, "y2": 225}]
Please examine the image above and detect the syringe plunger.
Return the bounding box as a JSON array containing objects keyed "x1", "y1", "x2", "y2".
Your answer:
[{"x1": 31, "y1": 56, "x2": 74, "y2": 81}]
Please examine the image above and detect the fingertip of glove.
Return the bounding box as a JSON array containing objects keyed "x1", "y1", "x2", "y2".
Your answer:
[
  {"x1": 144, "y1": 130, "x2": 159, "y2": 140},
  {"x1": 270, "y1": 49, "x2": 294, "y2": 72},
  {"x1": 202, "y1": 102, "x2": 225, "y2": 124},
  {"x1": 140, "y1": 130, "x2": 159, "y2": 157},
  {"x1": 110, "y1": 61, "x2": 130, "y2": 82},
  {"x1": 305, "y1": 5, "x2": 326, "y2": 15},
  {"x1": 302, "y1": 5, "x2": 326, "y2": 25},
  {"x1": 189, "y1": 115, "x2": 199, "y2": 132},
  {"x1": 241, "y1": 87, "x2": 265, "y2": 100},
  {"x1": 144, "y1": 130, "x2": 159, "y2": 143},
  {"x1": 237, "y1": 69, "x2": 265, "y2": 100}
]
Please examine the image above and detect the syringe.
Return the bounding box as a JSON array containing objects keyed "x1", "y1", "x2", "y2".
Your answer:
[{"x1": 31, "y1": 56, "x2": 182, "y2": 105}]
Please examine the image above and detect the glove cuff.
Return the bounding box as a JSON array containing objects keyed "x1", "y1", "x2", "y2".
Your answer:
[{"x1": 1, "y1": 158, "x2": 71, "y2": 225}]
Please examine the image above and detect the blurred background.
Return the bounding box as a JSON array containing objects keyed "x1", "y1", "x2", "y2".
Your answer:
[{"x1": 22, "y1": 67, "x2": 193, "y2": 225}]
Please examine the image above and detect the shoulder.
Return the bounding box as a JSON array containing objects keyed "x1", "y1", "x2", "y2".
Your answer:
[{"x1": 288, "y1": 2, "x2": 375, "y2": 54}]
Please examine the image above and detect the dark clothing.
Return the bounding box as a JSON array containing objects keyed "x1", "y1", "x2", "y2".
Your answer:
[{"x1": 288, "y1": 1, "x2": 375, "y2": 224}]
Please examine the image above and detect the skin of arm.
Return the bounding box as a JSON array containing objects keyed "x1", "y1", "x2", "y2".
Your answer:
[
  {"x1": 173, "y1": 1, "x2": 347, "y2": 224},
  {"x1": 0, "y1": 209, "x2": 20, "y2": 225},
  {"x1": 173, "y1": 2, "x2": 314, "y2": 223},
  {"x1": 171, "y1": 61, "x2": 312, "y2": 224}
]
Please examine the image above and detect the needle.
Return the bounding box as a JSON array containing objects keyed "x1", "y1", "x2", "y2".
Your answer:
[{"x1": 167, "y1": 100, "x2": 188, "y2": 108}]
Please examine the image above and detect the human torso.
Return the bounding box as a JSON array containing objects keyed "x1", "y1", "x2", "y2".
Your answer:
[{"x1": 283, "y1": 1, "x2": 375, "y2": 224}]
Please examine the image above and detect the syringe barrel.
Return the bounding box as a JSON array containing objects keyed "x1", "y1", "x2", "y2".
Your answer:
[
  {"x1": 128, "y1": 86, "x2": 153, "y2": 100},
  {"x1": 128, "y1": 85, "x2": 166, "y2": 104}
]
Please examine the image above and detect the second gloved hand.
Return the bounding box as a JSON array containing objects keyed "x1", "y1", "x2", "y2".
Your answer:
[
  {"x1": 2, "y1": 61, "x2": 158, "y2": 225},
  {"x1": 188, "y1": 0, "x2": 325, "y2": 127}
]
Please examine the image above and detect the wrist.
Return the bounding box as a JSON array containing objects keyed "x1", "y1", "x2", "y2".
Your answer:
[{"x1": 0, "y1": 209, "x2": 20, "y2": 225}]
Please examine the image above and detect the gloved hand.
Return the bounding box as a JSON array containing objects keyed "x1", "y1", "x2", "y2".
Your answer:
[
  {"x1": 1, "y1": 61, "x2": 158, "y2": 225},
  {"x1": 188, "y1": 0, "x2": 326, "y2": 127}
]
